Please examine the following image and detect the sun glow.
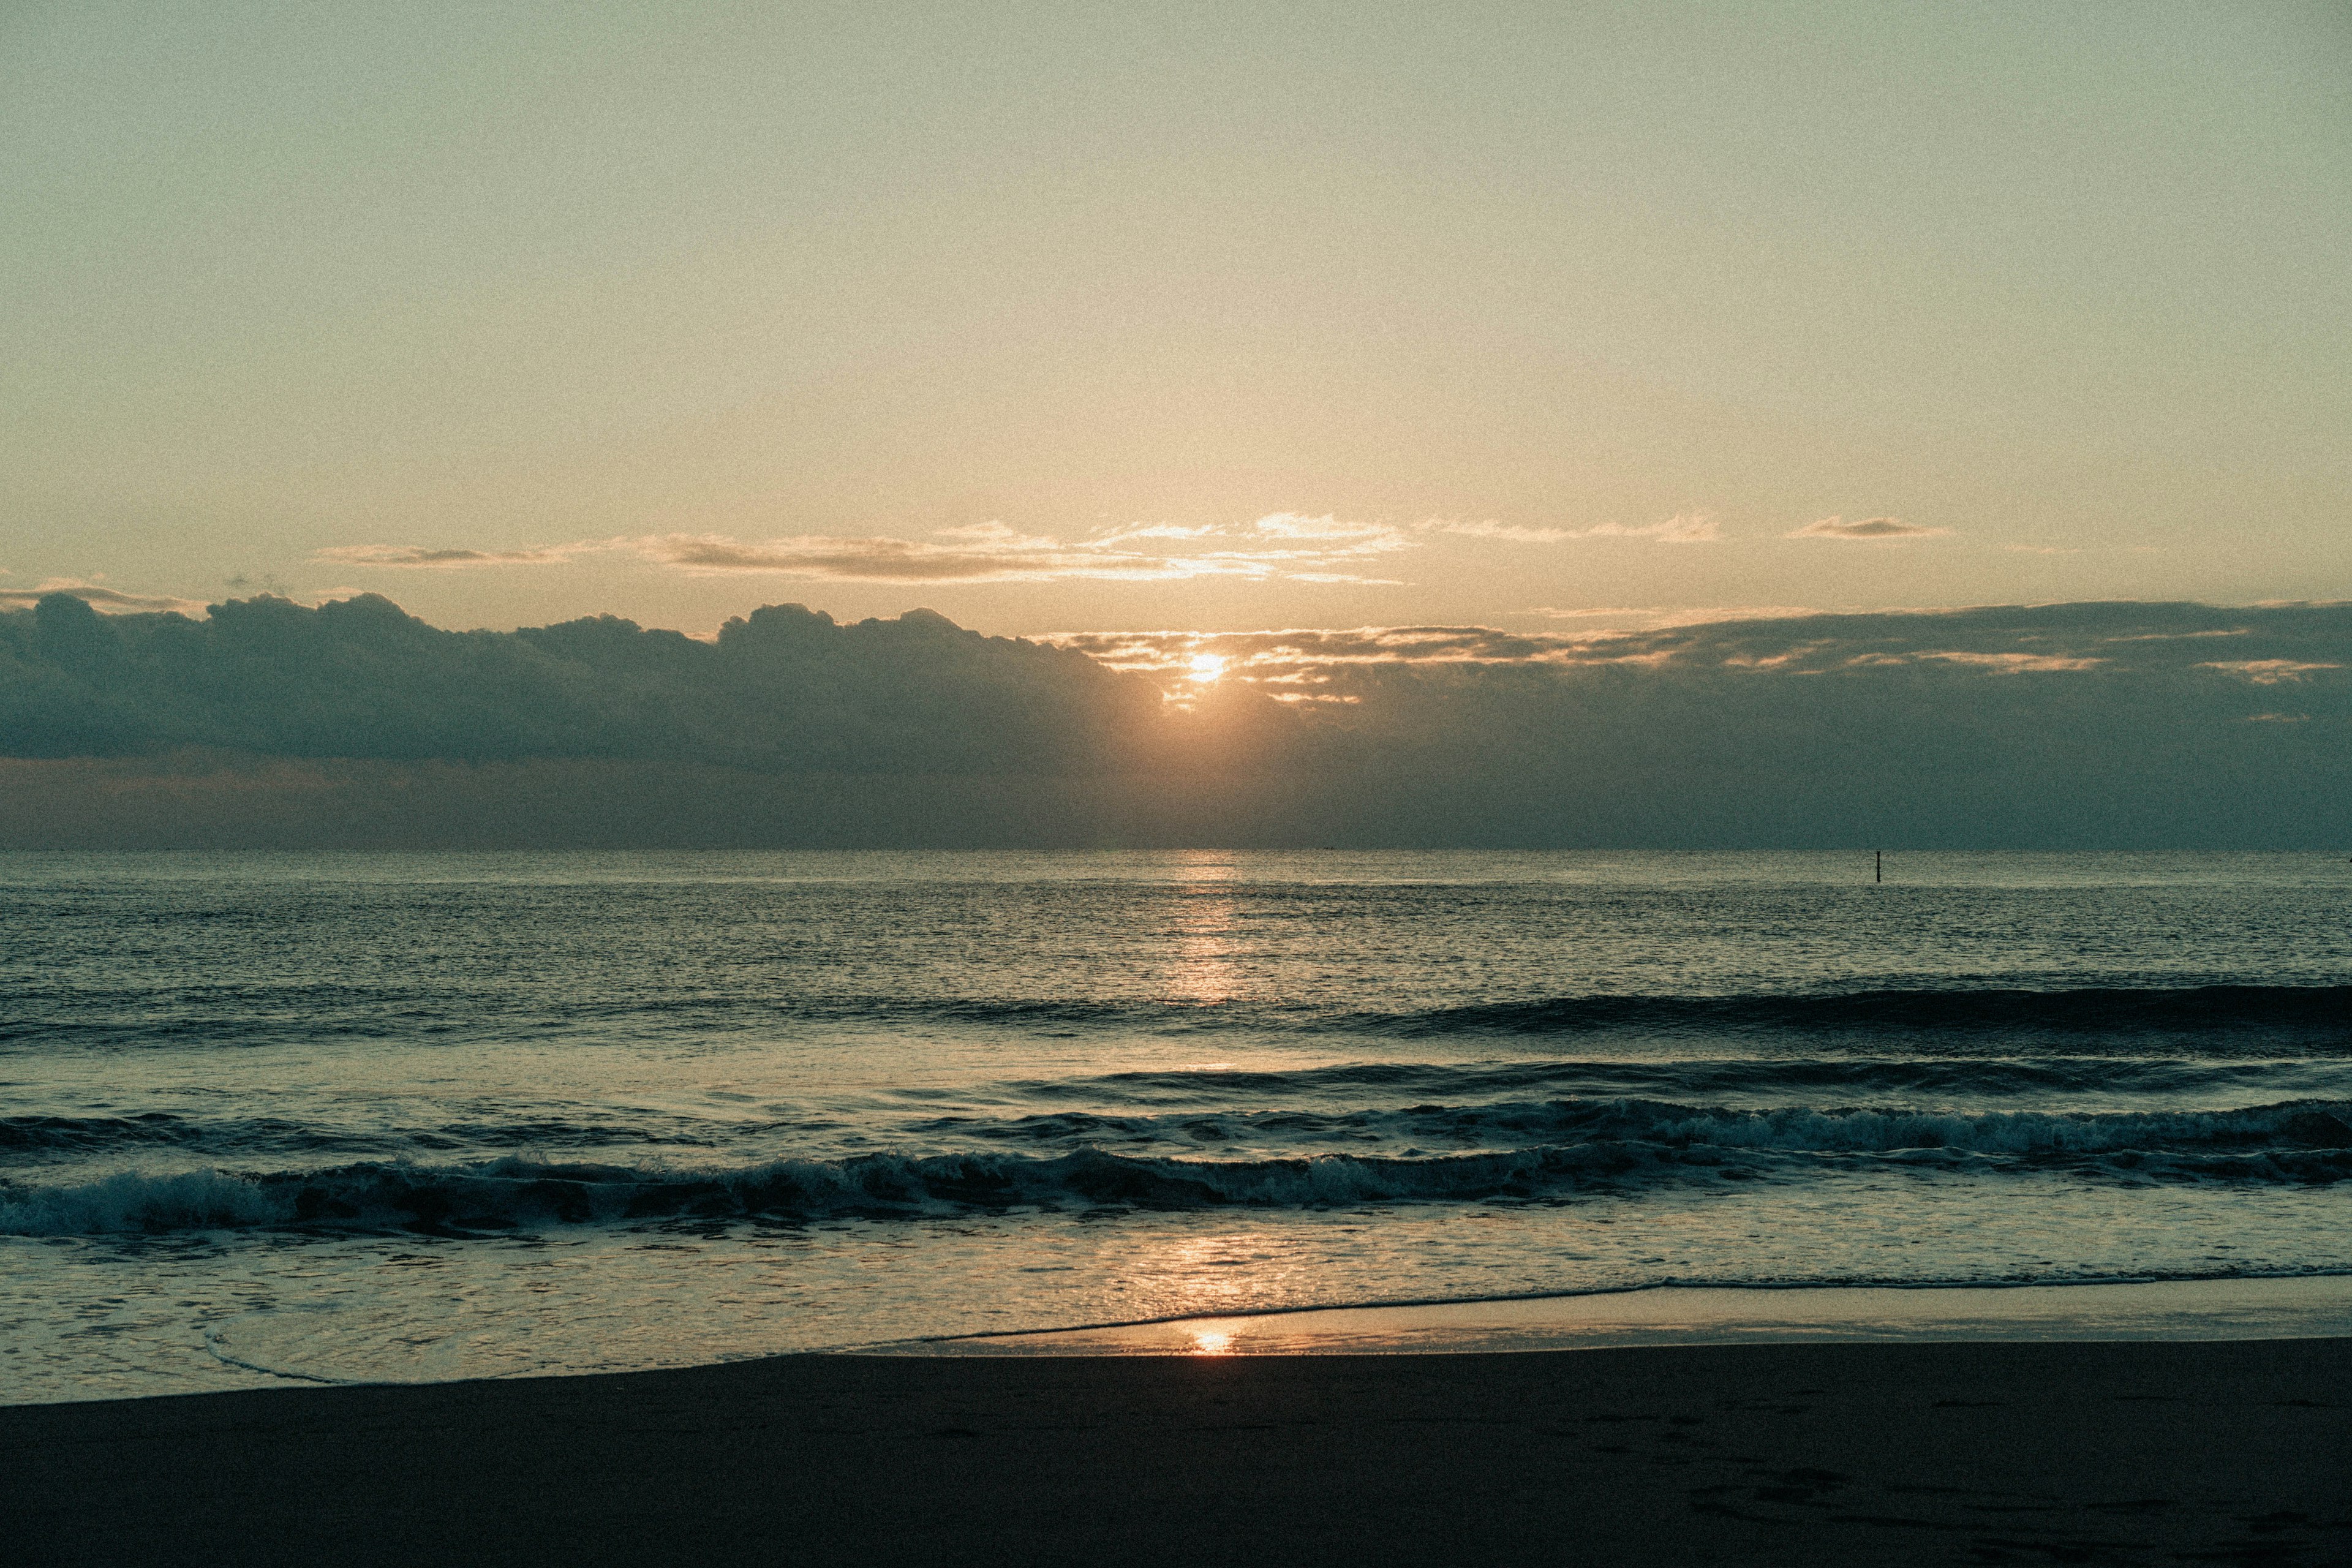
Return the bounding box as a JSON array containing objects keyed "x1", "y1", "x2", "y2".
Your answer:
[{"x1": 1187, "y1": 653, "x2": 1227, "y2": 682}]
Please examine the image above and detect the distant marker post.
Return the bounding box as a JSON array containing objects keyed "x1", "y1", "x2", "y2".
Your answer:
[{"x1": 1875, "y1": 850, "x2": 1882, "y2": 884}]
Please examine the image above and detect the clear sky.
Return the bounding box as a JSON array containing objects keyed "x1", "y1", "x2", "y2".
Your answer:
[{"x1": 6, "y1": 1, "x2": 2347, "y2": 636}]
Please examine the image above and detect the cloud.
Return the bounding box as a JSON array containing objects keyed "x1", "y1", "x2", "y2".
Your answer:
[
  {"x1": 1052, "y1": 601, "x2": 2352, "y2": 693},
  {"x1": 316, "y1": 509, "x2": 1722, "y2": 587},
  {"x1": 0, "y1": 579, "x2": 210, "y2": 616},
  {"x1": 0, "y1": 594, "x2": 1156, "y2": 771},
  {"x1": 633, "y1": 530, "x2": 1148, "y2": 582},
  {"x1": 630, "y1": 515, "x2": 1419, "y2": 584},
  {"x1": 1787, "y1": 516, "x2": 1949, "y2": 541},
  {"x1": 1428, "y1": 512, "x2": 1722, "y2": 544},
  {"x1": 1913, "y1": 651, "x2": 2105, "y2": 673},
  {"x1": 1581, "y1": 513, "x2": 1724, "y2": 543},
  {"x1": 1081, "y1": 523, "x2": 1224, "y2": 546},
  {"x1": 1241, "y1": 513, "x2": 1409, "y2": 551},
  {"x1": 1528, "y1": 606, "x2": 1663, "y2": 618},
  {"x1": 3, "y1": 595, "x2": 2346, "y2": 848},
  {"x1": 1041, "y1": 625, "x2": 1553, "y2": 683},
  {"x1": 2200, "y1": 659, "x2": 2342, "y2": 684},
  {"x1": 314, "y1": 545, "x2": 578, "y2": 568},
  {"x1": 1423, "y1": 521, "x2": 1575, "y2": 543},
  {"x1": 1528, "y1": 605, "x2": 1819, "y2": 627},
  {"x1": 319, "y1": 514, "x2": 1418, "y2": 586}
]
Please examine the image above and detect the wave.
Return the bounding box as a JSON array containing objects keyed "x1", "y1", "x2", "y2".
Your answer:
[
  {"x1": 1364, "y1": 986, "x2": 2352, "y2": 1038},
  {"x1": 15, "y1": 1061, "x2": 2350, "y2": 1169},
  {"x1": 12, "y1": 984, "x2": 2349, "y2": 1053},
  {"x1": 0, "y1": 1111, "x2": 720, "y2": 1158},
  {"x1": 1028, "y1": 1055, "x2": 2351, "y2": 1106},
  {"x1": 902, "y1": 983, "x2": 2352, "y2": 1039},
  {"x1": 911, "y1": 1094, "x2": 2352, "y2": 1155},
  {"x1": 6, "y1": 1098, "x2": 2347, "y2": 1237}
]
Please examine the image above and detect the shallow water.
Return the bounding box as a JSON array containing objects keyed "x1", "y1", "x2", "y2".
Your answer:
[{"x1": 4, "y1": 850, "x2": 2349, "y2": 1400}]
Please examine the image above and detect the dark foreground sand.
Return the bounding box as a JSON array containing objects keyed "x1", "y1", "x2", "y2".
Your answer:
[{"x1": 5, "y1": 1340, "x2": 2348, "y2": 1567}]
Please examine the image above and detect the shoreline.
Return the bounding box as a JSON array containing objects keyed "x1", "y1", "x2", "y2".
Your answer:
[
  {"x1": 8, "y1": 1272, "x2": 2347, "y2": 1407},
  {"x1": 885, "y1": 1272, "x2": 2352, "y2": 1357},
  {"x1": 6, "y1": 1336, "x2": 2346, "y2": 1566}
]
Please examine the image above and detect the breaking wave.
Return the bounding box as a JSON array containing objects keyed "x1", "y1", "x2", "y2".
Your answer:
[{"x1": 7, "y1": 1098, "x2": 2347, "y2": 1237}]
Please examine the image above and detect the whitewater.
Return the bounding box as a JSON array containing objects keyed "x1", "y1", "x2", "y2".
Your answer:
[{"x1": 4, "y1": 849, "x2": 2349, "y2": 1401}]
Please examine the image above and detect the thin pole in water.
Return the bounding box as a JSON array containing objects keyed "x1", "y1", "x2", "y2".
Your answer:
[{"x1": 1875, "y1": 850, "x2": 1882, "y2": 884}]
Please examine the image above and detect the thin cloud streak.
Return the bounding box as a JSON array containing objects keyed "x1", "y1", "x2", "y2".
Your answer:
[
  {"x1": 317, "y1": 514, "x2": 1417, "y2": 586},
  {"x1": 314, "y1": 508, "x2": 1994, "y2": 587},
  {"x1": 1427, "y1": 513, "x2": 1722, "y2": 544},
  {"x1": 1788, "y1": 516, "x2": 1950, "y2": 540},
  {"x1": 2200, "y1": 659, "x2": 2342, "y2": 684},
  {"x1": 0, "y1": 579, "x2": 211, "y2": 616},
  {"x1": 1528, "y1": 605, "x2": 1821, "y2": 627},
  {"x1": 315, "y1": 545, "x2": 579, "y2": 568}
]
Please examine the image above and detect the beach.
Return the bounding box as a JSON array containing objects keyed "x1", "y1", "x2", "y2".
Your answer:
[{"x1": 6, "y1": 1335, "x2": 2346, "y2": 1566}]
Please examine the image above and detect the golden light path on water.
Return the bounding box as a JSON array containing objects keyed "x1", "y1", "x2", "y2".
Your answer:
[{"x1": 1166, "y1": 852, "x2": 1242, "y2": 1007}]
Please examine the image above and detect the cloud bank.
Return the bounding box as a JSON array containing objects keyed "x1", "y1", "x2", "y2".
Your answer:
[{"x1": 2, "y1": 594, "x2": 2345, "y2": 848}]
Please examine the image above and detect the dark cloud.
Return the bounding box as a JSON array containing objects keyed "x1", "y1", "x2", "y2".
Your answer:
[
  {"x1": 1051, "y1": 602, "x2": 2349, "y2": 688},
  {"x1": 0, "y1": 592, "x2": 1152, "y2": 773},
  {"x1": 2, "y1": 595, "x2": 2346, "y2": 848},
  {"x1": 1787, "y1": 516, "x2": 1948, "y2": 540}
]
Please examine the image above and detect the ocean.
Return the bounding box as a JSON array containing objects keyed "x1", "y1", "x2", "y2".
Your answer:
[{"x1": 4, "y1": 850, "x2": 2349, "y2": 1402}]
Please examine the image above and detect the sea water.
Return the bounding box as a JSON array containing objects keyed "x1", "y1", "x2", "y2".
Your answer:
[{"x1": 3, "y1": 850, "x2": 2348, "y2": 1401}]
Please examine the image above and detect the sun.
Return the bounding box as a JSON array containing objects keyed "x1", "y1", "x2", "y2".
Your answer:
[{"x1": 1187, "y1": 653, "x2": 1227, "y2": 683}]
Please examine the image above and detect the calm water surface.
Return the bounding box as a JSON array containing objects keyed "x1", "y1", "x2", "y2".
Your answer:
[{"x1": 4, "y1": 850, "x2": 2349, "y2": 1400}]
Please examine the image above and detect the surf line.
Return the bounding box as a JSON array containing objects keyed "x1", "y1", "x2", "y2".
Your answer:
[
  {"x1": 202, "y1": 1308, "x2": 383, "y2": 1388},
  {"x1": 858, "y1": 1266, "x2": 2352, "y2": 1351}
]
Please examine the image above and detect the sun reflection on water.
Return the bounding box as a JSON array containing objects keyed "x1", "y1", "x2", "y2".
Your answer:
[{"x1": 1167, "y1": 851, "x2": 1242, "y2": 1005}]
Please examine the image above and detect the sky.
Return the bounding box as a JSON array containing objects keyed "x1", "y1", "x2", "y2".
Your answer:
[{"x1": 6, "y1": 1, "x2": 2348, "y2": 640}]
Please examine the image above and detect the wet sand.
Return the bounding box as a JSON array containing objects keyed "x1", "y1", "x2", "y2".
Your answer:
[
  {"x1": 5, "y1": 1337, "x2": 2348, "y2": 1566},
  {"x1": 894, "y1": 1274, "x2": 2352, "y2": 1355}
]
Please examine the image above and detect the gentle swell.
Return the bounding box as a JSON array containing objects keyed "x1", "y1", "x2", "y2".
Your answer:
[
  {"x1": 11, "y1": 984, "x2": 2349, "y2": 1051},
  {"x1": 1366, "y1": 986, "x2": 2352, "y2": 1038},
  {"x1": 1027, "y1": 1057, "x2": 2348, "y2": 1105},
  {"x1": 6, "y1": 1098, "x2": 2347, "y2": 1237}
]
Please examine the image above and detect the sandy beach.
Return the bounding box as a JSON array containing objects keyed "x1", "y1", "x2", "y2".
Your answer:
[{"x1": 6, "y1": 1335, "x2": 2347, "y2": 1567}]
